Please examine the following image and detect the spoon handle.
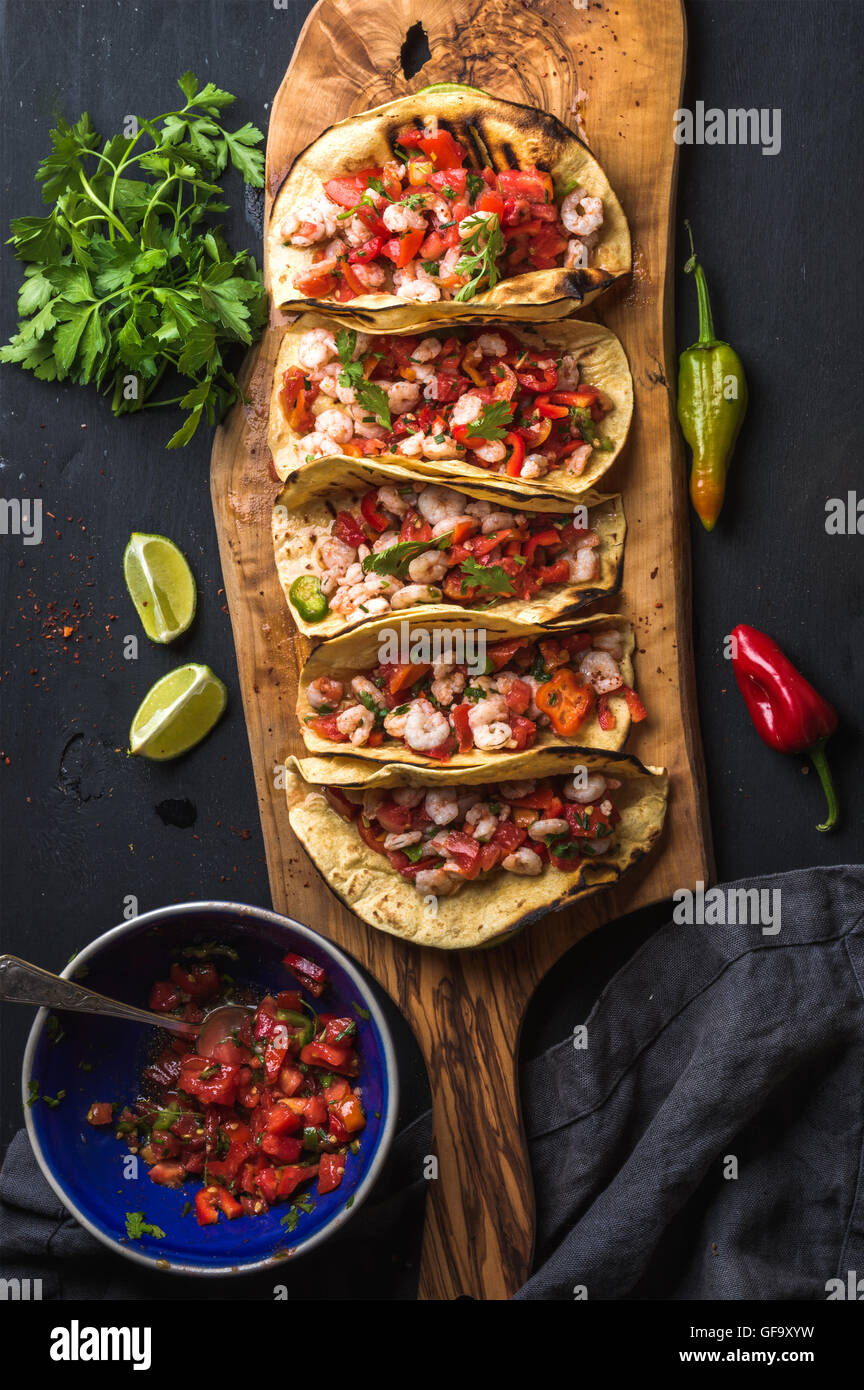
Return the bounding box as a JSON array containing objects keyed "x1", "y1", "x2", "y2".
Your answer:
[{"x1": 0, "y1": 954, "x2": 198, "y2": 1036}]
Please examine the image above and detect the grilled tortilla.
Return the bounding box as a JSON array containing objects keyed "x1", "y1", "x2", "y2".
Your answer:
[
  {"x1": 297, "y1": 611, "x2": 637, "y2": 766},
  {"x1": 268, "y1": 316, "x2": 633, "y2": 498},
  {"x1": 267, "y1": 86, "x2": 630, "y2": 329},
  {"x1": 273, "y1": 455, "x2": 626, "y2": 640},
  {"x1": 285, "y1": 747, "x2": 668, "y2": 950}
]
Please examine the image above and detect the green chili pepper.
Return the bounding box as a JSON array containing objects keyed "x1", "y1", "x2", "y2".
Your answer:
[
  {"x1": 276, "y1": 1009, "x2": 315, "y2": 1046},
  {"x1": 677, "y1": 221, "x2": 748, "y2": 531},
  {"x1": 289, "y1": 575, "x2": 329, "y2": 623}
]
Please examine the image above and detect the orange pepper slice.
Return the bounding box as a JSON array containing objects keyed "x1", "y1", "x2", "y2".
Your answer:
[{"x1": 535, "y1": 669, "x2": 595, "y2": 735}]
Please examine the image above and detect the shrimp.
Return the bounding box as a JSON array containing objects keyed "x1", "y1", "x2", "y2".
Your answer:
[
  {"x1": 564, "y1": 773, "x2": 608, "y2": 805},
  {"x1": 501, "y1": 847, "x2": 544, "y2": 876},
  {"x1": 376, "y1": 485, "x2": 414, "y2": 516},
  {"x1": 424, "y1": 789, "x2": 461, "y2": 825},
  {"x1": 350, "y1": 259, "x2": 388, "y2": 291},
  {"x1": 465, "y1": 802, "x2": 498, "y2": 842},
  {"x1": 298, "y1": 431, "x2": 344, "y2": 459},
  {"x1": 407, "y1": 549, "x2": 449, "y2": 584},
  {"x1": 468, "y1": 438, "x2": 507, "y2": 465},
  {"x1": 583, "y1": 838, "x2": 613, "y2": 855},
  {"x1": 383, "y1": 708, "x2": 409, "y2": 737},
  {"x1": 556, "y1": 354, "x2": 582, "y2": 391},
  {"x1": 591, "y1": 629, "x2": 626, "y2": 660},
  {"x1": 528, "y1": 818, "x2": 569, "y2": 840},
  {"x1": 521, "y1": 453, "x2": 551, "y2": 480},
  {"x1": 477, "y1": 332, "x2": 508, "y2": 357},
  {"x1": 579, "y1": 648, "x2": 622, "y2": 695},
  {"x1": 335, "y1": 705, "x2": 376, "y2": 746},
  {"x1": 414, "y1": 867, "x2": 461, "y2": 898},
  {"x1": 307, "y1": 676, "x2": 344, "y2": 709},
  {"x1": 430, "y1": 669, "x2": 465, "y2": 706},
  {"x1": 468, "y1": 694, "x2": 511, "y2": 750},
  {"x1": 298, "y1": 328, "x2": 338, "y2": 371},
  {"x1": 416, "y1": 484, "x2": 465, "y2": 525},
  {"x1": 396, "y1": 433, "x2": 427, "y2": 458},
  {"x1": 384, "y1": 830, "x2": 423, "y2": 851},
  {"x1": 281, "y1": 191, "x2": 340, "y2": 246},
  {"x1": 421, "y1": 433, "x2": 462, "y2": 459},
  {"x1": 342, "y1": 215, "x2": 377, "y2": 248},
  {"x1": 570, "y1": 546, "x2": 600, "y2": 582},
  {"x1": 499, "y1": 779, "x2": 537, "y2": 799},
  {"x1": 458, "y1": 209, "x2": 498, "y2": 239},
  {"x1": 392, "y1": 787, "x2": 425, "y2": 807},
  {"x1": 383, "y1": 201, "x2": 427, "y2": 234},
  {"x1": 431, "y1": 515, "x2": 474, "y2": 539},
  {"x1": 390, "y1": 583, "x2": 442, "y2": 609},
  {"x1": 371, "y1": 530, "x2": 399, "y2": 555},
  {"x1": 315, "y1": 408, "x2": 354, "y2": 445},
  {"x1": 565, "y1": 238, "x2": 595, "y2": 270},
  {"x1": 404, "y1": 700, "x2": 451, "y2": 752},
  {"x1": 411, "y1": 337, "x2": 442, "y2": 363},
  {"x1": 480, "y1": 511, "x2": 516, "y2": 535},
  {"x1": 350, "y1": 675, "x2": 387, "y2": 707},
  {"x1": 565, "y1": 443, "x2": 593, "y2": 476},
  {"x1": 319, "y1": 536, "x2": 356, "y2": 575},
  {"x1": 384, "y1": 379, "x2": 421, "y2": 414},
  {"x1": 561, "y1": 189, "x2": 605, "y2": 238},
  {"x1": 350, "y1": 405, "x2": 388, "y2": 440},
  {"x1": 393, "y1": 263, "x2": 441, "y2": 303},
  {"x1": 449, "y1": 393, "x2": 484, "y2": 428},
  {"x1": 437, "y1": 246, "x2": 466, "y2": 290}
]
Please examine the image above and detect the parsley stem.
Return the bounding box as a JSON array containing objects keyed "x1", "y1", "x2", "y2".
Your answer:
[{"x1": 77, "y1": 170, "x2": 133, "y2": 242}]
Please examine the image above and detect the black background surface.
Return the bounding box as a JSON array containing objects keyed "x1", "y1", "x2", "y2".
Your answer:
[{"x1": 0, "y1": 0, "x2": 862, "y2": 1293}]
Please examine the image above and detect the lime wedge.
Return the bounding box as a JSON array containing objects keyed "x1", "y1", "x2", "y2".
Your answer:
[
  {"x1": 129, "y1": 663, "x2": 227, "y2": 761},
  {"x1": 123, "y1": 532, "x2": 197, "y2": 643}
]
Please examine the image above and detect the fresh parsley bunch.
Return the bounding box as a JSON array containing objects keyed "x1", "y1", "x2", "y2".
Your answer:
[{"x1": 0, "y1": 72, "x2": 267, "y2": 447}]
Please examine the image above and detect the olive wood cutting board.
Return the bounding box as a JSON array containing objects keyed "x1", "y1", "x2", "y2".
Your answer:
[{"x1": 210, "y1": 0, "x2": 711, "y2": 1300}]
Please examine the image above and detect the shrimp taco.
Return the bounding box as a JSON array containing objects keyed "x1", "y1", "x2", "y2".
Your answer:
[
  {"x1": 273, "y1": 456, "x2": 626, "y2": 640},
  {"x1": 267, "y1": 85, "x2": 630, "y2": 329},
  {"x1": 298, "y1": 612, "x2": 646, "y2": 767},
  {"x1": 269, "y1": 317, "x2": 632, "y2": 498},
  {"x1": 284, "y1": 747, "x2": 668, "y2": 949}
]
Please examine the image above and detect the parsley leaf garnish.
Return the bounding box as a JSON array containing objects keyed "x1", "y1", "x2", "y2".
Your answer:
[
  {"x1": 453, "y1": 213, "x2": 505, "y2": 302},
  {"x1": 125, "y1": 1211, "x2": 166, "y2": 1240},
  {"x1": 0, "y1": 72, "x2": 266, "y2": 449},
  {"x1": 465, "y1": 400, "x2": 514, "y2": 441},
  {"x1": 335, "y1": 328, "x2": 391, "y2": 428},
  {"x1": 362, "y1": 531, "x2": 452, "y2": 578},
  {"x1": 459, "y1": 557, "x2": 516, "y2": 595}
]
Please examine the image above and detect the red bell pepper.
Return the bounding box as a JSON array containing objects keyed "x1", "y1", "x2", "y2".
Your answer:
[{"x1": 730, "y1": 624, "x2": 840, "y2": 831}]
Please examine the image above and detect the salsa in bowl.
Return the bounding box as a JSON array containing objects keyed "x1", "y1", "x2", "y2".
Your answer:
[{"x1": 22, "y1": 902, "x2": 398, "y2": 1276}]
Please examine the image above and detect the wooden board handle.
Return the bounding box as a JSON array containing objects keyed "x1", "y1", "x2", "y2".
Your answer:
[{"x1": 411, "y1": 948, "x2": 534, "y2": 1299}]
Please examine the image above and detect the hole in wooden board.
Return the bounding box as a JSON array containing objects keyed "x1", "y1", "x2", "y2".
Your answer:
[{"x1": 400, "y1": 21, "x2": 432, "y2": 80}]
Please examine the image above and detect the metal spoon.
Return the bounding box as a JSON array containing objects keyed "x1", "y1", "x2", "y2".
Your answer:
[{"x1": 0, "y1": 954, "x2": 253, "y2": 1055}]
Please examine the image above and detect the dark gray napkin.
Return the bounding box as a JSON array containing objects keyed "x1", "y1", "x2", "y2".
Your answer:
[{"x1": 3, "y1": 865, "x2": 862, "y2": 1300}]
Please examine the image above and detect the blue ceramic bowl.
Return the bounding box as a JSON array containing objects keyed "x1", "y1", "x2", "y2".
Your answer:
[{"x1": 22, "y1": 902, "x2": 398, "y2": 1276}]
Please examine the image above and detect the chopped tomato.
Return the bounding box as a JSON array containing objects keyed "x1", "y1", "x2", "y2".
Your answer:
[
  {"x1": 475, "y1": 190, "x2": 506, "y2": 219},
  {"x1": 430, "y1": 168, "x2": 467, "y2": 196},
  {"x1": 86, "y1": 1102, "x2": 114, "y2": 1126},
  {"x1": 451, "y1": 702, "x2": 474, "y2": 751},
  {"x1": 348, "y1": 233, "x2": 385, "y2": 264},
  {"x1": 508, "y1": 715, "x2": 537, "y2": 751},
  {"x1": 325, "y1": 786, "x2": 359, "y2": 821},
  {"x1": 179, "y1": 1056, "x2": 240, "y2": 1107},
  {"x1": 292, "y1": 267, "x2": 340, "y2": 297},
  {"x1": 358, "y1": 491, "x2": 390, "y2": 533},
  {"x1": 596, "y1": 693, "x2": 616, "y2": 731},
  {"x1": 396, "y1": 226, "x2": 425, "y2": 267},
  {"x1": 308, "y1": 713, "x2": 349, "y2": 743},
  {"x1": 441, "y1": 830, "x2": 482, "y2": 879},
  {"x1": 398, "y1": 126, "x2": 466, "y2": 168},
  {"x1": 318, "y1": 1152, "x2": 346, "y2": 1194},
  {"x1": 503, "y1": 678, "x2": 533, "y2": 715},
  {"x1": 491, "y1": 821, "x2": 528, "y2": 853},
  {"x1": 619, "y1": 684, "x2": 648, "y2": 722},
  {"x1": 374, "y1": 800, "x2": 414, "y2": 833}
]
